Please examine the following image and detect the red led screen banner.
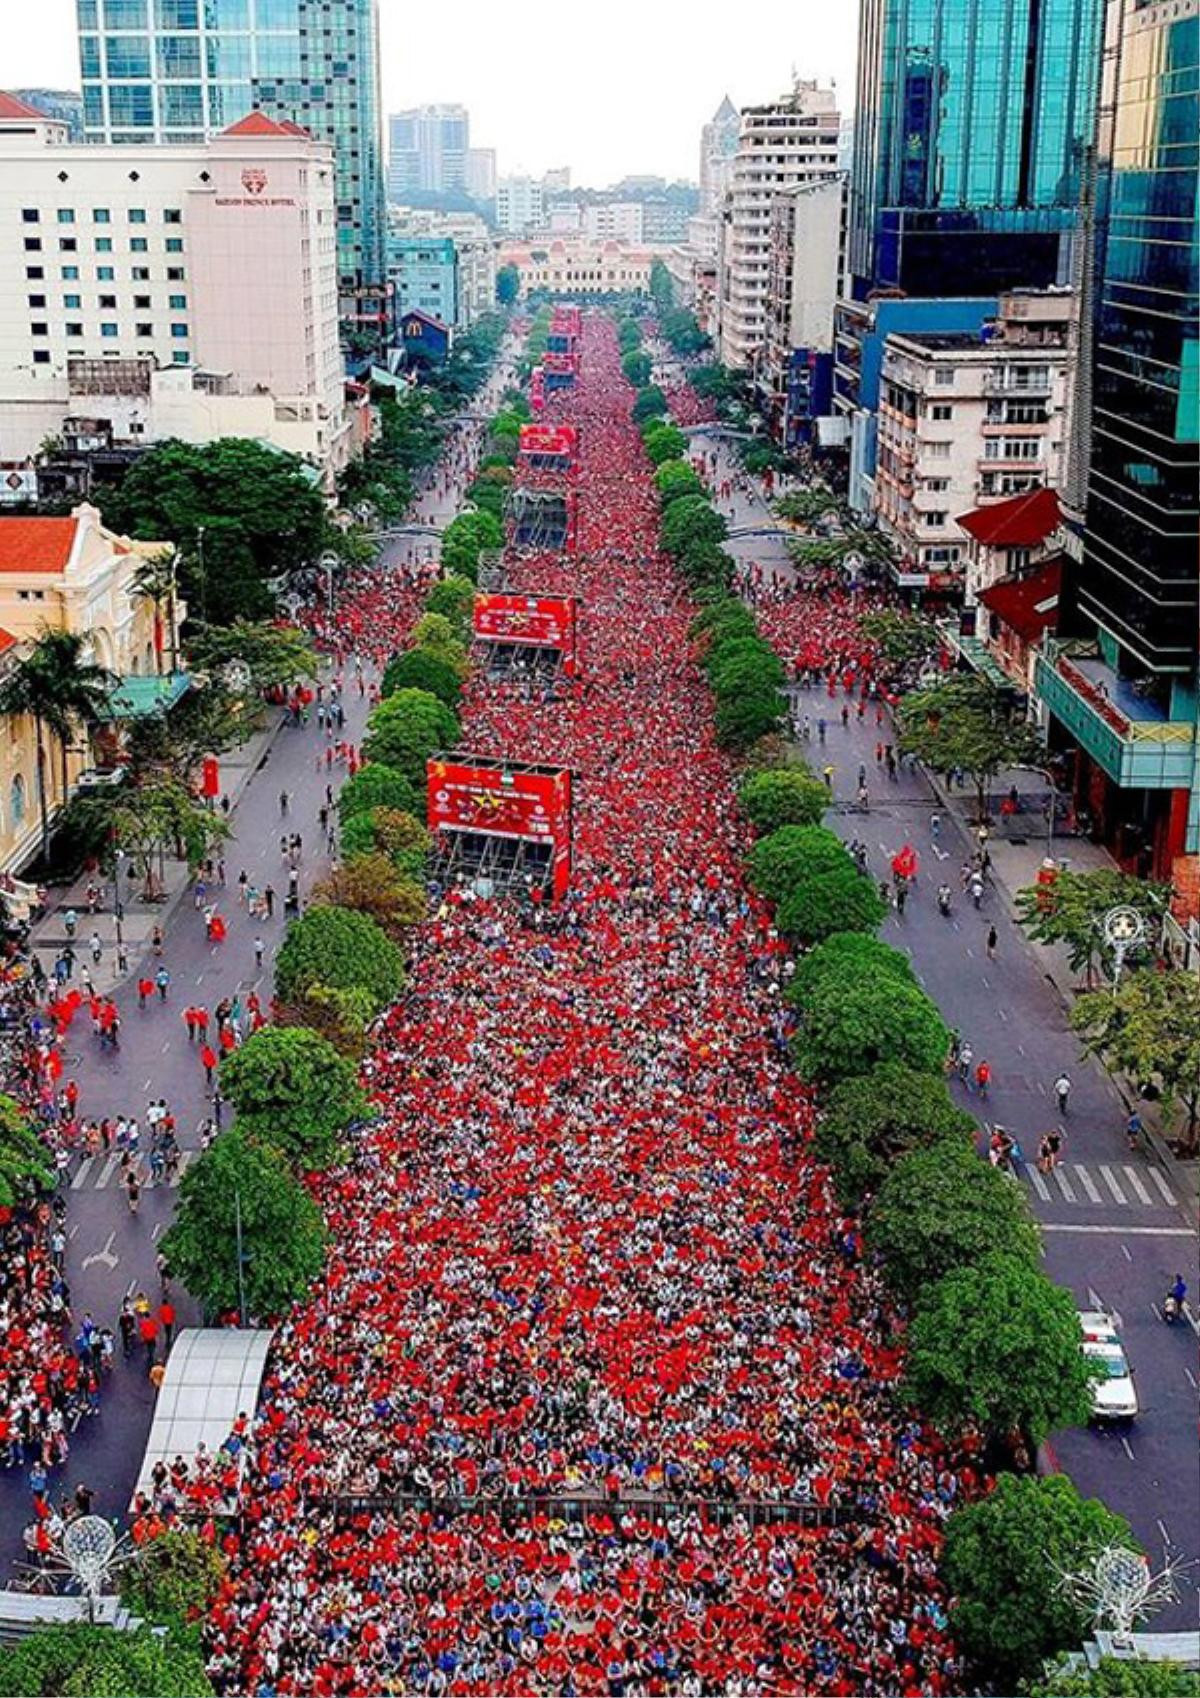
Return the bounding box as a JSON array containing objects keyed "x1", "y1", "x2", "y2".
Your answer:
[
  {"x1": 427, "y1": 760, "x2": 573, "y2": 898},
  {"x1": 530, "y1": 365, "x2": 546, "y2": 413},
  {"x1": 543, "y1": 350, "x2": 579, "y2": 375},
  {"x1": 551, "y1": 305, "x2": 581, "y2": 334},
  {"x1": 518, "y1": 423, "x2": 578, "y2": 459},
  {"x1": 473, "y1": 592, "x2": 578, "y2": 676}
]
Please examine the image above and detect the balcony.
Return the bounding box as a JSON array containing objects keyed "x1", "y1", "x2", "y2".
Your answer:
[
  {"x1": 1034, "y1": 643, "x2": 1196, "y2": 788},
  {"x1": 984, "y1": 368, "x2": 1052, "y2": 396}
]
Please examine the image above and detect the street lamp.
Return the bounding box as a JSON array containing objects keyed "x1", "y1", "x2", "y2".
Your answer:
[
  {"x1": 1103, "y1": 904, "x2": 1147, "y2": 996},
  {"x1": 318, "y1": 550, "x2": 340, "y2": 620}
]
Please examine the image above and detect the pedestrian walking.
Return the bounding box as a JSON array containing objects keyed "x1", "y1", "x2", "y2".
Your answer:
[
  {"x1": 986, "y1": 924, "x2": 998, "y2": 960},
  {"x1": 1054, "y1": 1072, "x2": 1072, "y2": 1115},
  {"x1": 154, "y1": 965, "x2": 170, "y2": 1000},
  {"x1": 89, "y1": 930, "x2": 102, "y2": 964},
  {"x1": 1037, "y1": 1127, "x2": 1064, "y2": 1172},
  {"x1": 976, "y1": 1059, "x2": 991, "y2": 1098},
  {"x1": 200, "y1": 1042, "x2": 218, "y2": 1087},
  {"x1": 253, "y1": 936, "x2": 265, "y2": 972}
]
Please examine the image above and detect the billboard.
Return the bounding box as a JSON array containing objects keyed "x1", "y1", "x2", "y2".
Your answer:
[
  {"x1": 518, "y1": 423, "x2": 578, "y2": 460},
  {"x1": 543, "y1": 350, "x2": 579, "y2": 375},
  {"x1": 473, "y1": 591, "x2": 578, "y2": 676},
  {"x1": 530, "y1": 365, "x2": 545, "y2": 413},
  {"x1": 427, "y1": 758, "x2": 573, "y2": 898}
]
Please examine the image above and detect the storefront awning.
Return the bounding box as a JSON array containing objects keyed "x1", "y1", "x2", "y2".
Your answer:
[{"x1": 102, "y1": 670, "x2": 191, "y2": 720}]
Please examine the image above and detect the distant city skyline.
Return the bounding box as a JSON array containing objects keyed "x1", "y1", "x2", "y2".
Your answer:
[{"x1": 14, "y1": 0, "x2": 857, "y2": 184}]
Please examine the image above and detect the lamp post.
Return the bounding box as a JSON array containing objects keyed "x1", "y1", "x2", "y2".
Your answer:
[
  {"x1": 318, "y1": 550, "x2": 340, "y2": 621},
  {"x1": 1103, "y1": 903, "x2": 1147, "y2": 997}
]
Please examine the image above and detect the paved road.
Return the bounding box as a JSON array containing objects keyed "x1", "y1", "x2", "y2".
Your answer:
[
  {"x1": 691, "y1": 427, "x2": 1200, "y2": 1627},
  {"x1": 0, "y1": 352, "x2": 518, "y2": 1572}
]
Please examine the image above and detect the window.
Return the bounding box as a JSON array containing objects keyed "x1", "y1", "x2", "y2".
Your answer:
[
  {"x1": 59, "y1": 238, "x2": 78, "y2": 252},
  {"x1": 170, "y1": 323, "x2": 189, "y2": 338},
  {"x1": 30, "y1": 323, "x2": 49, "y2": 336},
  {"x1": 925, "y1": 441, "x2": 951, "y2": 459},
  {"x1": 97, "y1": 265, "x2": 114, "y2": 281},
  {"x1": 136, "y1": 323, "x2": 153, "y2": 337},
  {"x1": 923, "y1": 510, "x2": 948, "y2": 527},
  {"x1": 21, "y1": 209, "x2": 39, "y2": 224},
  {"x1": 99, "y1": 294, "x2": 117, "y2": 308},
  {"x1": 100, "y1": 323, "x2": 118, "y2": 338},
  {"x1": 61, "y1": 265, "x2": 79, "y2": 280},
  {"x1": 66, "y1": 323, "x2": 83, "y2": 337},
  {"x1": 63, "y1": 294, "x2": 81, "y2": 309},
  {"x1": 922, "y1": 546, "x2": 961, "y2": 565},
  {"x1": 166, "y1": 266, "x2": 185, "y2": 280},
  {"x1": 984, "y1": 437, "x2": 1043, "y2": 462},
  {"x1": 57, "y1": 208, "x2": 75, "y2": 225},
  {"x1": 33, "y1": 350, "x2": 50, "y2": 366},
  {"x1": 171, "y1": 350, "x2": 189, "y2": 364},
  {"x1": 156, "y1": 0, "x2": 200, "y2": 24},
  {"x1": 132, "y1": 266, "x2": 150, "y2": 280},
  {"x1": 168, "y1": 293, "x2": 186, "y2": 309},
  {"x1": 128, "y1": 208, "x2": 147, "y2": 224},
  {"x1": 95, "y1": 237, "x2": 113, "y2": 252},
  {"x1": 10, "y1": 775, "x2": 26, "y2": 828},
  {"x1": 929, "y1": 403, "x2": 952, "y2": 420},
  {"x1": 104, "y1": 35, "x2": 152, "y2": 77},
  {"x1": 130, "y1": 237, "x2": 148, "y2": 253},
  {"x1": 163, "y1": 209, "x2": 182, "y2": 224},
  {"x1": 133, "y1": 294, "x2": 151, "y2": 309},
  {"x1": 27, "y1": 294, "x2": 47, "y2": 309},
  {"x1": 93, "y1": 208, "x2": 110, "y2": 223},
  {"x1": 165, "y1": 237, "x2": 184, "y2": 253},
  {"x1": 923, "y1": 477, "x2": 950, "y2": 492},
  {"x1": 25, "y1": 266, "x2": 44, "y2": 279},
  {"x1": 934, "y1": 367, "x2": 954, "y2": 385}
]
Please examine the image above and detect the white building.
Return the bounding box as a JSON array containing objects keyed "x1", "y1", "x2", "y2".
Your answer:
[
  {"x1": 465, "y1": 147, "x2": 497, "y2": 204},
  {"x1": 873, "y1": 289, "x2": 1076, "y2": 590},
  {"x1": 496, "y1": 176, "x2": 546, "y2": 235},
  {"x1": 698, "y1": 95, "x2": 740, "y2": 217},
  {"x1": 388, "y1": 105, "x2": 469, "y2": 199},
  {"x1": 583, "y1": 202, "x2": 644, "y2": 244},
  {"x1": 498, "y1": 240, "x2": 652, "y2": 297},
  {"x1": 0, "y1": 101, "x2": 349, "y2": 485},
  {"x1": 762, "y1": 176, "x2": 844, "y2": 442},
  {"x1": 716, "y1": 80, "x2": 840, "y2": 370}
]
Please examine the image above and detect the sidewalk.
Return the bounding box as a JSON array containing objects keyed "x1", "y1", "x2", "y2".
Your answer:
[{"x1": 27, "y1": 701, "x2": 293, "y2": 1000}]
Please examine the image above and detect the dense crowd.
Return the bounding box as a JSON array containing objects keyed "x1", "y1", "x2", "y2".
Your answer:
[{"x1": 205, "y1": 319, "x2": 968, "y2": 1696}]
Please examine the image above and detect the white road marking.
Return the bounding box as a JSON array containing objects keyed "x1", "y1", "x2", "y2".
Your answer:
[
  {"x1": 142, "y1": 1076, "x2": 152, "y2": 1091},
  {"x1": 1185, "y1": 1368, "x2": 1197, "y2": 1390},
  {"x1": 1158, "y1": 1519, "x2": 1172, "y2": 1545},
  {"x1": 71, "y1": 1156, "x2": 95, "y2": 1190},
  {"x1": 1054, "y1": 1167, "x2": 1077, "y2": 1203},
  {"x1": 1099, "y1": 1165, "x2": 1128, "y2": 1205},
  {"x1": 175, "y1": 1150, "x2": 194, "y2": 1178},
  {"x1": 1087, "y1": 1285, "x2": 1104, "y2": 1310},
  {"x1": 1036, "y1": 1079, "x2": 1046, "y2": 1095},
  {"x1": 1075, "y1": 1166, "x2": 1102, "y2": 1204},
  {"x1": 1016, "y1": 1040, "x2": 1025, "y2": 1053},
  {"x1": 96, "y1": 1152, "x2": 121, "y2": 1189},
  {"x1": 1121, "y1": 1243, "x2": 1133, "y2": 1263},
  {"x1": 1042, "y1": 1224, "x2": 1194, "y2": 1236},
  {"x1": 1123, "y1": 1166, "x2": 1153, "y2": 1207},
  {"x1": 1148, "y1": 1167, "x2": 1178, "y2": 1206},
  {"x1": 997, "y1": 1006, "x2": 1008, "y2": 1021},
  {"x1": 151, "y1": 1221, "x2": 163, "y2": 1242},
  {"x1": 1121, "y1": 1436, "x2": 1136, "y2": 1462},
  {"x1": 81, "y1": 1230, "x2": 118, "y2": 1271},
  {"x1": 68, "y1": 1223, "x2": 79, "y2": 1240},
  {"x1": 1028, "y1": 1167, "x2": 1052, "y2": 1201}
]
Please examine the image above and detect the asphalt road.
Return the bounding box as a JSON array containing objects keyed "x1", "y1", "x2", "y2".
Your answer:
[{"x1": 693, "y1": 427, "x2": 1200, "y2": 1628}]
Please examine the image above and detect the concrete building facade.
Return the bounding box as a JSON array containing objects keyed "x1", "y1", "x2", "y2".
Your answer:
[
  {"x1": 496, "y1": 177, "x2": 545, "y2": 235},
  {"x1": 498, "y1": 240, "x2": 652, "y2": 297},
  {"x1": 761, "y1": 177, "x2": 844, "y2": 446},
  {"x1": 387, "y1": 105, "x2": 469, "y2": 200}
]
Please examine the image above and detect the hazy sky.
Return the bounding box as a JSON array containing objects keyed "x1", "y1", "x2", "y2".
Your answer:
[{"x1": 14, "y1": 0, "x2": 857, "y2": 184}]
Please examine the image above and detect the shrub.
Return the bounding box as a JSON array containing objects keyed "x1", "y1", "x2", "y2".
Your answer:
[
  {"x1": 792, "y1": 971, "x2": 948, "y2": 1080},
  {"x1": 275, "y1": 903, "x2": 406, "y2": 1014},
  {"x1": 738, "y1": 767, "x2": 828, "y2": 832},
  {"x1": 816, "y1": 1062, "x2": 976, "y2": 1207},
  {"x1": 337, "y1": 763, "x2": 418, "y2": 824},
  {"x1": 381, "y1": 647, "x2": 462, "y2": 707},
  {"x1": 363, "y1": 688, "x2": 460, "y2": 786}
]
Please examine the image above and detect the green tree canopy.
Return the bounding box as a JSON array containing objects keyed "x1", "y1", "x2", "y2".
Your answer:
[
  {"x1": 705, "y1": 634, "x2": 786, "y2": 695},
  {"x1": 715, "y1": 684, "x2": 786, "y2": 752},
  {"x1": 1072, "y1": 970, "x2": 1200, "y2": 1147},
  {"x1": 313, "y1": 851, "x2": 426, "y2": 941},
  {"x1": 0, "y1": 627, "x2": 114, "y2": 858},
  {"x1": 776, "y1": 864, "x2": 888, "y2": 947},
  {"x1": 120, "y1": 1529, "x2": 226, "y2": 1643},
  {"x1": 691, "y1": 597, "x2": 758, "y2": 643},
  {"x1": 904, "y1": 1253, "x2": 1095, "y2": 1448},
  {"x1": 410, "y1": 611, "x2": 469, "y2": 679},
  {"x1": 738, "y1": 766, "x2": 829, "y2": 833},
  {"x1": 659, "y1": 493, "x2": 727, "y2": 558},
  {"x1": 746, "y1": 824, "x2": 859, "y2": 905},
  {"x1": 896, "y1": 677, "x2": 1043, "y2": 821},
  {"x1": 789, "y1": 933, "x2": 916, "y2": 1006},
  {"x1": 380, "y1": 647, "x2": 463, "y2": 708},
  {"x1": 858, "y1": 609, "x2": 940, "y2": 671},
  {"x1": 816, "y1": 1062, "x2": 976, "y2": 1208},
  {"x1": 621, "y1": 349, "x2": 652, "y2": 388},
  {"x1": 0, "y1": 1623, "x2": 213, "y2": 1698},
  {"x1": 0, "y1": 1092, "x2": 54, "y2": 1208},
  {"x1": 775, "y1": 487, "x2": 841, "y2": 526},
  {"x1": 161, "y1": 1127, "x2": 327, "y2": 1319},
  {"x1": 423, "y1": 574, "x2": 477, "y2": 633},
  {"x1": 631, "y1": 384, "x2": 668, "y2": 424},
  {"x1": 792, "y1": 961, "x2": 944, "y2": 1077},
  {"x1": 1017, "y1": 869, "x2": 1171, "y2": 988},
  {"x1": 219, "y1": 1025, "x2": 366, "y2": 1170},
  {"x1": 1029, "y1": 1657, "x2": 1200, "y2": 1696},
  {"x1": 496, "y1": 263, "x2": 520, "y2": 306},
  {"x1": 110, "y1": 777, "x2": 230, "y2": 897},
  {"x1": 868, "y1": 1139, "x2": 1041, "y2": 1301},
  {"x1": 97, "y1": 438, "x2": 328, "y2": 626},
  {"x1": 440, "y1": 509, "x2": 503, "y2": 580},
  {"x1": 187, "y1": 620, "x2": 317, "y2": 696},
  {"x1": 642, "y1": 423, "x2": 688, "y2": 466},
  {"x1": 655, "y1": 460, "x2": 705, "y2": 505},
  {"x1": 337, "y1": 762, "x2": 419, "y2": 825},
  {"x1": 363, "y1": 688, "x2": 460, "y2": 786},
  {"x1": 275, "y1": 903, "x2": 406, "y2": 1014},
  {"x1": 942, "y1": 1474, "x2": 1139, "y2": 1683},
  {"x1": 340, "y1": 805, "x2": 431, "y2": 878}
]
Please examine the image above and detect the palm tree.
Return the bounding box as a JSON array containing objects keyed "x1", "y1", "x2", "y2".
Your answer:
[
  {"x1": 0, "y1": 628, "x2": 115, "y2": 859},
  {"x1": 130, "y1": 548, "x2": 180, "y2": 675}
]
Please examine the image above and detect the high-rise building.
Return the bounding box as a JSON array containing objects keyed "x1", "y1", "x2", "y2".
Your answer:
[
  {"x1": 698, "y1": 95, "x2": 739, "y2": 216},
  {"x1": 716, "y1": 80, "x2": 841, "y2": 369},
  {"x1": 388, "y1": 105, "x2": 470, "y2": 200},
  {"x1": 496, "y1": 176, "x2": 546, "y2": 235},
  {"x1": 762, "y1": 177, "x2": 845, "y2": 447},
  {"x1": 13, "y1": 89, "x2": 84, "y2": 139},
  {"x1": 76, "y1": 0, "x2": 385, "y2": 293},
  {"x1": 1036, "y1": 0, "x2": 1199, "y2": 881},
  {"x1": 465, "y1": 148, "x2": 497, "y2": 204},
  {"x1": 849, "y1": 0, "x2": 1103, "y2": 298},
  {"x1": 583, "y1": 202, "x2": 644, "y2": 244}
]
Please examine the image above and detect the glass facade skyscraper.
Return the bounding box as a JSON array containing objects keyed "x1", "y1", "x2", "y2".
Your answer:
[
  {"x1": 76, "y1": 0, "x2": 385, "y2": 288},
  {"x1": 850, "y1": 0, "x2": 1104, "y2": 295}
]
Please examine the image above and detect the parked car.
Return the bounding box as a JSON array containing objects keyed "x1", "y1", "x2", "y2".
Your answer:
[{"x1": 1079, "y1": 1310, "x2": 1138, "y2": 1422}]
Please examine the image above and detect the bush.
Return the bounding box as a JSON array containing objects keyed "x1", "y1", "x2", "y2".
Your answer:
[
  {"x1": 275, "y1": 903, "x2": 406, "y2": 1015},
  {"x1": 793, "y1": 970, "x2": 948, "y2": 1081},
  {"x1": 337, "y1": 763, "x2": 418, "y2": 824},
  {"x1": 424, "y1": 574, "x2": 477, "y2": 632},
  {"x1": 942, "y1": 1475, "x2": 1138, "y2": 1683},
  {"x1": 715, "y1": 686, "x2": 786, "y2": 752},
  {"x1": 868, "y1": 1139, "x2": 1041, "y2": 1301},
  {"x1": 738, "y1": 767, "x2": 829, "y2": 833},
  {"x1": 314, "y1": 851, "x2": 426, "y2": 940},
  {"x1": 776, "y1": 865, "x2": 888, "y2": 945},
  {"x1": 631, "y1": 384, "x2": 668, "y2": 424},
  {"x1": 660, "y1": 493, "x2": 727, "y2": 558},
  {"x1": 746, "y1": 825, "x2": 854, "y2": 905},
  {"x1": 642, "y1": 422, "x2": 688, "y2": 466},
  {"x1": 656, "y1": 460, "x2": 704, "y2": 505},
  {"x1": 120, "y1": 1529, "x2": 226, "y2": 1642},
  {"x1": 691, "y1": 597, "x2": 757, "y2": 643},
  {"x1": 816, "y1": 1062, "x2": 976, "y2": 1207},
  {"x1": 0, "y1": 1623, "x2": 213, "y2": 1698},
  {"x1": 219, "y1": 1025, "x2": 366, "y2": 1170},
  {"x1": 381, "y1": 647, "x2": 462, "y2": 707},
  {"x1": 363, "y1": 688, "x2": 460, "y2": 786},
  {"x1": 705, "y1": 634, "x2": 786, "y2": 696}
]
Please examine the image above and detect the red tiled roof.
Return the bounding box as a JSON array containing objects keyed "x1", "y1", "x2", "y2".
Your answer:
[
  {"x1": 956, "y1": 486, "x2": 1061, "y2": 548},
  {"x1": 222, "y1": 111, "x2": 309, "y2": 138},
  {"x1": 0, "y1": 91, "x2": 52, "y2": 121},
  {"x1": 978, "y1": 556, "x2": 1062, "y2": 644},
  {"x1": 0, "y1": 628, "x2": 17, "y2": 655},
  {"x1": 0, "y1": 517, "x2": 78, "y2": 575}
]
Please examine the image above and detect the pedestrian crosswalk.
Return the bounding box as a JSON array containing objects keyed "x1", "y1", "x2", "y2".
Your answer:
[
  {"x1": 69, "y1": 1149, "x2": 195, "y2": 1192},
  {"x1": 1024, "y1": 1160, "x2": 1178, "y2": 1209}
]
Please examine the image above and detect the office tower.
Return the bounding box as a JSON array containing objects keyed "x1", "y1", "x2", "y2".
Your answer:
[
  {"x1": 388, "y1": 105, "x2": 470, "y2": 200},
  {"x1": 76, "y1": 0, "x2": 386, "y2": 292},
  {"x1": 698, "y1": 95, "x2": 739, "y2": 216},
  {"x1": 717, "y1": 80, "x2": 840, "y2": 368},
  {"x1": 13, "y1": 89, "x2": 84, "y2": 139},
  {"x1": 465, "y1": 148, "x2": 496, "y2": 204},
  {"x1": 1038, "y1": 0, "x2": 1199, "y2": 879},
  {"x1": 496, "y1": 177, "x2": 546, "y2": 234},
  {"x1": 849, "y1": 0, "x2": 1104, "y2": 297}
]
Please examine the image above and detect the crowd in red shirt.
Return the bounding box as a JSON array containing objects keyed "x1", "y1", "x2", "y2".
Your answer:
[{"x1": 203, "y1": 319, "x2": 969, "y2": 1696}]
